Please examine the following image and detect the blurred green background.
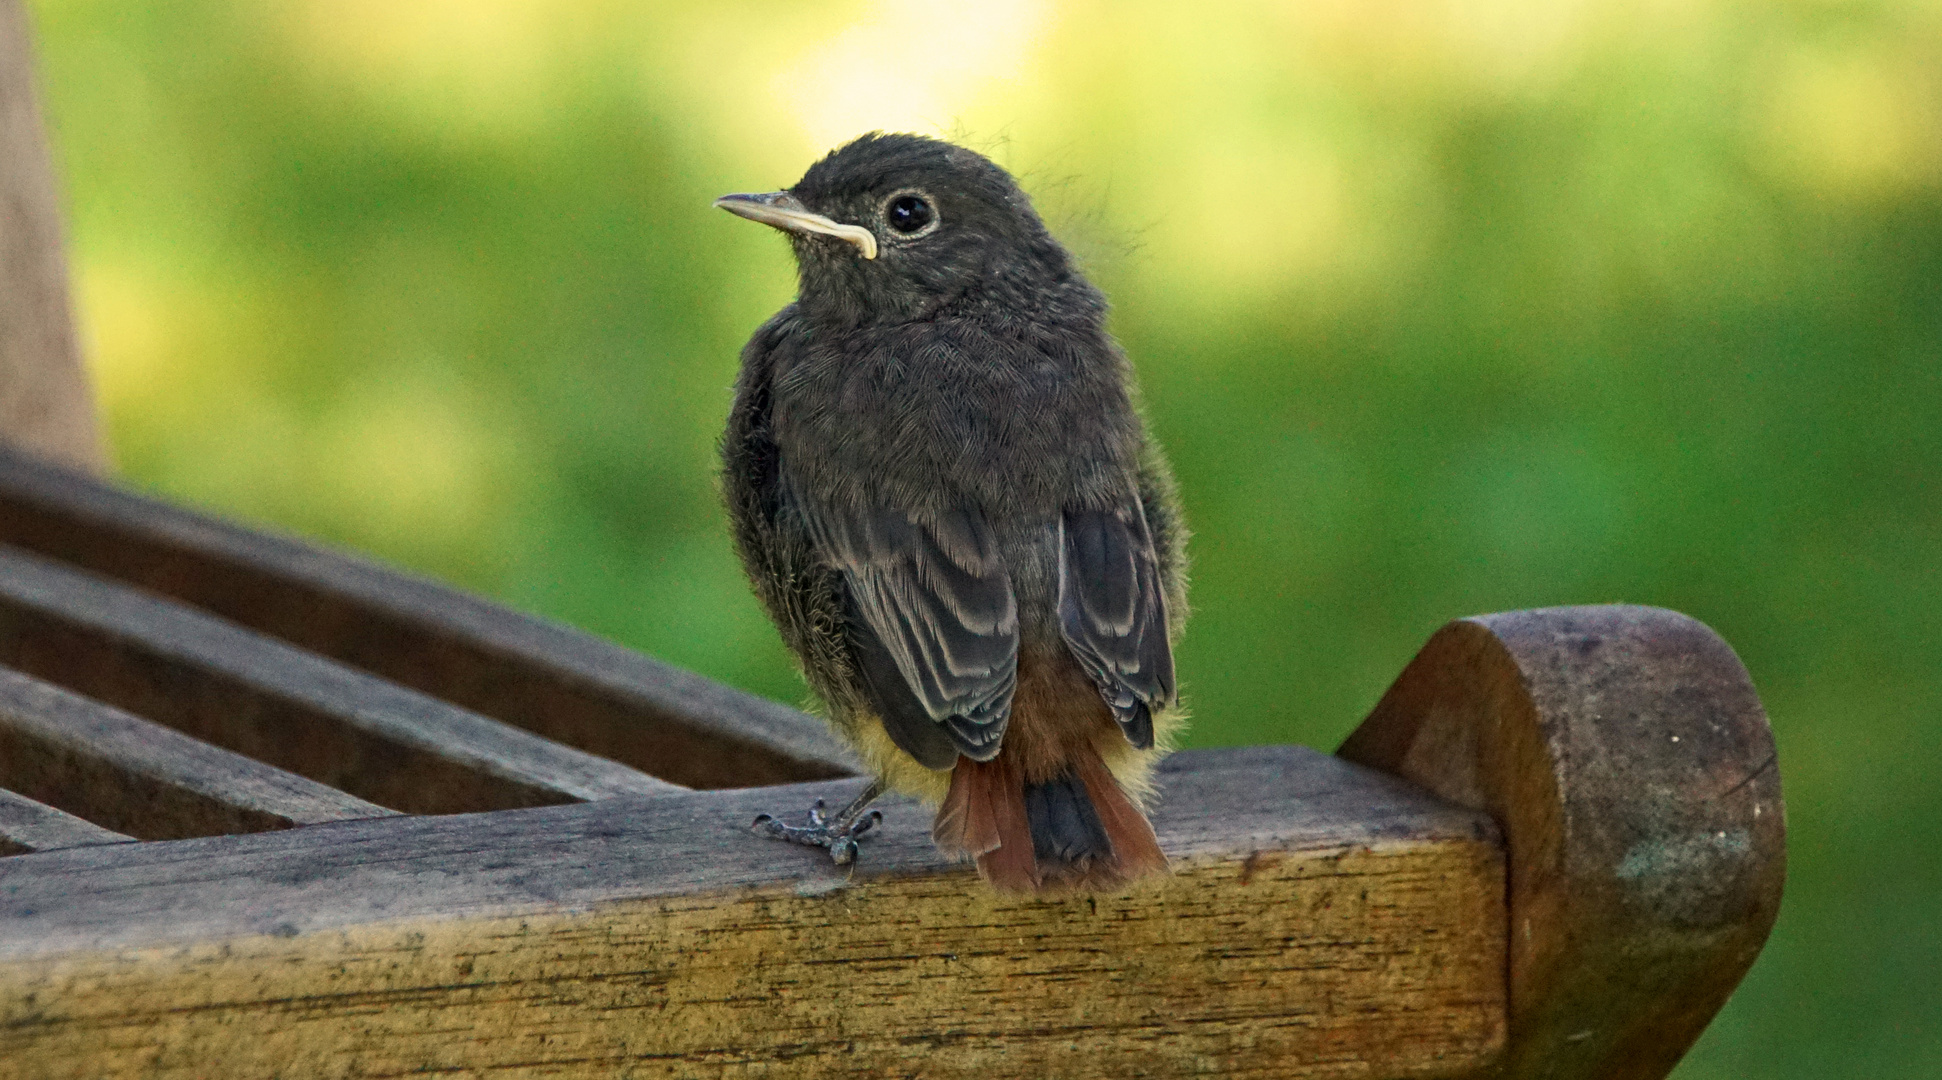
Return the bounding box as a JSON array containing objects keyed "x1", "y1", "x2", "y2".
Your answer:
[{"x1": 23, "y1": 0, "x2": 1940, "y2": 1073}]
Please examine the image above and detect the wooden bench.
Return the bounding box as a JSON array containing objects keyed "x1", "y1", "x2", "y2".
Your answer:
[{"x1": 0, "y1": 448, "x2": 1783, "y2": 1079}]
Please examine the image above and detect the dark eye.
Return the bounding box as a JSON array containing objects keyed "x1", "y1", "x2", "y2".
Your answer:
[{"x1": 886, "y1": 193, "x2": 935, "y2": 235}]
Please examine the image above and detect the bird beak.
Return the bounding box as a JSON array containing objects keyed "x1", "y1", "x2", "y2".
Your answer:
[{"x1": 714, "y1": 191, "x2": 878, "y2": 260}]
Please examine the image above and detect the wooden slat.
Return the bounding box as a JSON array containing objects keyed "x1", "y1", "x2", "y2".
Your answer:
[
  {"x1": 1339, "y1": 605, "x2": 1784, "y2": 1080},
  {"x1": 0, "y1": 665, "x2": 396, "y2": 840},
  {"x1": 0, "y1": 447, "x2": 856, "y2": 787},
  {"x1": 0, "y1": 787, "x2": 130, "y2": 856},
  {"x1": 0, "y1": 746, "x2": 1508, "y2": 1079},
  {"x1": 0, "y1": 545, "x2": 683, "y2": 814}
]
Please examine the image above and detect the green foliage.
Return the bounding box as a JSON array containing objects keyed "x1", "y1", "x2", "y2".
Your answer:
[{"x1": 27, "y1": 0, "x2": 1941, "y2": 1072}]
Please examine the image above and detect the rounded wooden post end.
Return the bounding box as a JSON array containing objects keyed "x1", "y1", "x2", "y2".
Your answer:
[{"x1": 1338, "y1": 604, "x2": 1784, "y2": 1080}]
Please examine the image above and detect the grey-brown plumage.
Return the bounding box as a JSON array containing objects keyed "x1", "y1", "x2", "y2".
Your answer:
[{"x1": 718, "y1": 134, "x2": 1188, "y2": 892}]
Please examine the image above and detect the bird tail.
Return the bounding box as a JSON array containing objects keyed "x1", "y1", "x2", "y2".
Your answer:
[{"x1": 933, "y1": 742, "x2": 1167, "y2": 893}]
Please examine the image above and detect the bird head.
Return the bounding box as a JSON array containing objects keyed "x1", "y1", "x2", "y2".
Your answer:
[{"x1": 716, "y1": 134, "x2": 1080, "y2": 327}]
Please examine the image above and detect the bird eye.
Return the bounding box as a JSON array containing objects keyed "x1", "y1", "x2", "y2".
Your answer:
[{"x1": 885, "y1": 193, "x2": 936, "y2": 236}]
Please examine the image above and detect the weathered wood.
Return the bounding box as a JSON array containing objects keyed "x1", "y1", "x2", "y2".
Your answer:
[
  {"x1": 0, "y1": 665, "x2": 397, "y2": 841},
  {"x1": 0, "y1": 746, "x2": 1508, "y2": 1079},
  {"x1": 0, "y1": 786, "x2": 129, "y2": 856},
  {"x1": 0, "y1": 544, "x2": 683, "y2": 813},
  {"x1": 1338, "y1": 605, "x2": 1784, "y2": 1080},
  {"x1": 0, "y1": 1, "x2": 102, "y2": 472},
  {"x1": 0, "y1": 447, "x2": 857, "y2": 787}
]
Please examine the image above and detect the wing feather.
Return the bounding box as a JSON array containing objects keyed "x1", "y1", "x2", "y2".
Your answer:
[
  {"x1": 1058, "y1": 506, "x2": 1176, "y2": 748},
  {"x1": 792, "y1": 482, "x2": 1019, "y2": 765}
]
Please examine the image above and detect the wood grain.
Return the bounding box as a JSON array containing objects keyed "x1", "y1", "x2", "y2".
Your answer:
[
  {"x1": 0, "y1": 665, "x2": 396, "y2": 841},
  {"x1": 0, "y1": 544, "x2": 682, "y2": 813},
  {"x1": 0, "y1": 786, "x2": 130, "y2": 856},
  {"x1": 0, "y1": 446, "x2": 858, "y2": 788},
  {"x1": 0, "y1": 746, "x2": 1508, "y2": 1079},
  {"x1": 0, "y1": 0, "x2": 103, "y2": 473},
  {"x1": 1339, "y1": 605, "x2": 1783, "y2": 1080}
]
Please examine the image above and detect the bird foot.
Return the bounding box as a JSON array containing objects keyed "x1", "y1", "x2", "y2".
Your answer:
[{"x1": 751, "y1": 790, "x2": 884, "y2": 866}]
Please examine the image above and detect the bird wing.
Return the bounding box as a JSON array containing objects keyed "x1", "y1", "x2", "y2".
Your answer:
[
  {"x1": 795, "y1": 488, "x2": 1019, "y2": 767},
  {"x1": 1058, "y1": 505, "x2": 1176, "y2": 748}
]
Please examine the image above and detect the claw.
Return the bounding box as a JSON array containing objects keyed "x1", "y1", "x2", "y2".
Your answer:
[
  {"x1": 748, "y1": 782, "x2": 887, "y2": 868},
  {"x1": 830, "y1": 837, "x2": 859, "y2": 865}
]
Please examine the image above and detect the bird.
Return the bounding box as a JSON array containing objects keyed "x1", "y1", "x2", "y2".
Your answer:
[{"x1": 715, "y1": 133, "x2": 1188, "y2": 893}]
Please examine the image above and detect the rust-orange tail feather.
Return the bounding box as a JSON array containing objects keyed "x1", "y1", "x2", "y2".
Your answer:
[
  {"x1": 1074, "y1": 750, "x2": 1167, "y2": 883},
  {"x1": 934, "y1": 743, "x2": 1166, "y2": 894}
]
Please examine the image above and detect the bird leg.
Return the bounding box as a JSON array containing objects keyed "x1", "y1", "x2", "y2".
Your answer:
[{"x1": 751, "y1": 779, "x2": 885, "y2": 866}]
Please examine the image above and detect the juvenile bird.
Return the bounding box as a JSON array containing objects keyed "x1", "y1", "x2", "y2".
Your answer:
[{"x1": 716, "y1": 134, "x2": 1188, "y2": 893}]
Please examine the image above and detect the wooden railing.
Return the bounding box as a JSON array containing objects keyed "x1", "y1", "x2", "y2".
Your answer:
[{"x1": 0, "y1": 447, "x2": 1784, "y2": 1079}]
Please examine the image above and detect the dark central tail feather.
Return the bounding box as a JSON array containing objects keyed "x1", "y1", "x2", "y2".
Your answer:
[
  {"x1": 1025, "y1": 772, "x2": 1111, "y2": 865},
  {"x1": 935, "y1": 745, "x2": 1167, "y2": 893}
]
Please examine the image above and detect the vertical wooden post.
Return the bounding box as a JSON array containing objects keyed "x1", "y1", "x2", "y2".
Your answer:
[{"x1": 0, "y1": 0, "x2": 103, "y2": 473}]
